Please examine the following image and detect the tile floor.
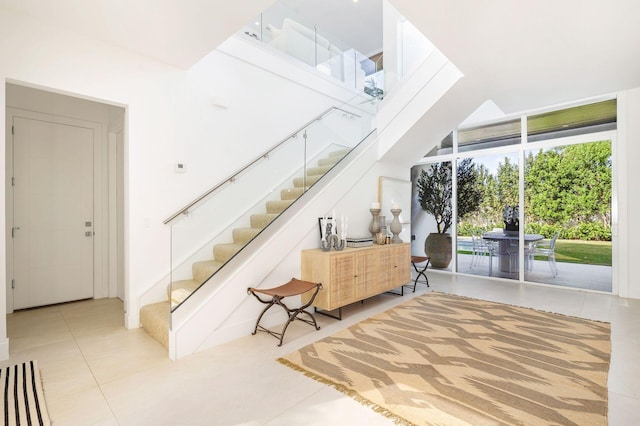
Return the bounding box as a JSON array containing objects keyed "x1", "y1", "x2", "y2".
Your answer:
[{"x1": 3, "y1": 272, "x2": 640, "y2": 425}]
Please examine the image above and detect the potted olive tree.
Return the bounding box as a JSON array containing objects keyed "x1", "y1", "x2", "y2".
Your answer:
[{"x1": 416, "y1": 159, "x2": 482, "y2": 268}]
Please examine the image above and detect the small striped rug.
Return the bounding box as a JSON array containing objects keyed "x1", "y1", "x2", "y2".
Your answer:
[{"x1": 0, "y1": 361, "x2": 50, "y2": 426}]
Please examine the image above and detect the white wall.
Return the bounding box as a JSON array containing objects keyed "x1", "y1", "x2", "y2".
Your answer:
[{"x1": 0, "y1": 7, "x2": 193, "y2": 335}]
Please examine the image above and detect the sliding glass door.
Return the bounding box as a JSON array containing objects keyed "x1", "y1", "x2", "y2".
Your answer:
[
  {"x1": 523, "y1": 140, "x2": 612, "y2": 291},
  {"x1": 414, "y1": 98, "x2": 615, "y2": 292},
  {"x1": 456, "y1": 153, "x2": 520, "y2": 280}
]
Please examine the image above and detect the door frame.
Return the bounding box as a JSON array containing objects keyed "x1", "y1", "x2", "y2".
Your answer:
[{"x1": 5, "y1": 108, "x2": 107, "y2": 312}]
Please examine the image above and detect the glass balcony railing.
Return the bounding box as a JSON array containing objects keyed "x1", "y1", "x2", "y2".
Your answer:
[
  {"x1": 240, "y1": 3, "x2": 384, "y2": 99},
  {"x1": 165, "y1": 94, "x2": 376, "y2": 313}
]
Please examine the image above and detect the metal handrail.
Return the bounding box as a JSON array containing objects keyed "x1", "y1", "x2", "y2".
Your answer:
[{"x1": 163, "y1": 106, "x2": 360, "y2": 224}]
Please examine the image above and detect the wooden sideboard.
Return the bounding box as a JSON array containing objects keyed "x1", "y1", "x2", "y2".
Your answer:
[{"x1": 301, "y1": 243, "x2": 411, "y2": 314}]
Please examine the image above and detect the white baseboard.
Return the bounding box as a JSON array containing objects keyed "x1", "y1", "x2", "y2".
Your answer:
[
  {"x1": 124, "y1": 311, "x2": 140, "y2": 329},
  {"x1": 0, "y1": 338, "x2": 9, "y2": 361}
]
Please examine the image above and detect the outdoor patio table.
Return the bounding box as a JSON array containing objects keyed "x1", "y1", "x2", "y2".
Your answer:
[{"x1": 482, "y1": 231, "x2": 544, "y2": 275}]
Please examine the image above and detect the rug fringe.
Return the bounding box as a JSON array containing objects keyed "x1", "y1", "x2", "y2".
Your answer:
[{"x1": 277, "y1": 358, "x2": 416, "y2": 426}]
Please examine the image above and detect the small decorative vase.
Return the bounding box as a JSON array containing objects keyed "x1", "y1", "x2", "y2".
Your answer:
[
  {"x1": 378, "y1": 216, "x2": 387, "y2": 237},
  {"x1": 390, "y1": 208, "x2": 403, "y2": 243},
  {"x1": 320, "y1": 234, "x2": 346, "y2": 251},
  {"x1": 369, "y1": 208, "x2": 381, "y2": 241}
]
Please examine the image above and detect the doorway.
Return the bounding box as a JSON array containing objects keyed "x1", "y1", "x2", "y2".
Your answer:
[{"x1": 5, "y1": 83, "x2": 125, "y2": 312}]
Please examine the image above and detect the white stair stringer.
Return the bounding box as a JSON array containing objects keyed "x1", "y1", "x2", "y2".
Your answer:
[
  {"x1": 169, "y1": 135, "x2": 379, "y2": 359},
  {"x1": 377, "y1": 49, "x2": 464, "y2": 160}
]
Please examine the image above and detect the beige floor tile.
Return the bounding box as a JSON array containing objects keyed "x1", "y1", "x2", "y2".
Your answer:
[
  {"x1": 7, "y1": 310, "x2": 74, "y2": 353},
  {"x1": 2, "y1": 337, "x2": 79, "y2": 372},
  {"x1": 608, "y1": 391, "x2": 640, "y2": 426},
  {"x1": 61, "y1": 300, "x2": 126, "y2": 337},
  {"x1": 265, "y1": 386, "x2": 395, "y2": 425},
  {"x1": 46, "y1": 386, "x2": 117, "y2": 425},
  {"x1": 76, "y1": 328, "x2": 170, "y2": 385},
  {"x1": 2, "y1": 275, "x2": 639, "y2": 425}
]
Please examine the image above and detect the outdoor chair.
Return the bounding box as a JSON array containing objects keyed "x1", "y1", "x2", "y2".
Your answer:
[
  {"x1": 471, "y1": 234, "x2": 498, "y2": 276},
  {"x1": 471, "y1": 233, "x2": 496, "y2": 270},
  {"x1": 530, "y1": 231, "x2": 559, "y2": 277}
]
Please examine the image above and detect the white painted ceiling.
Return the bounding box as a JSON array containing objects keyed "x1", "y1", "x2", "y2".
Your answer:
[
  {"x1": 2, "y1": 0, "x2": 640, "y2": 114},
  {"x1": 391, "y1": 0, "x2": 640, "y2": 113},
  {"x1": 0, "y1": 0, "x2": 276, "y2": 69}
]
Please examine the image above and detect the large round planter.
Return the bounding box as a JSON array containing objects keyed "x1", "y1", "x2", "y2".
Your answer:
[{"x1": 424, "y1": 233, "x2": 452, "y2": 268}]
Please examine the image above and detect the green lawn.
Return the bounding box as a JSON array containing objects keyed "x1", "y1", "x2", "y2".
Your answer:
[
  {"x1": 549, "y1": 239, "x2": 612, "y2": 266},
  {"x1": 457, "y1": 238, "x2": 612, "y2": 266}
]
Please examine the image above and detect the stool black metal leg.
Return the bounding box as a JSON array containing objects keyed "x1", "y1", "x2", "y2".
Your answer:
[
  {"x1": 411, "y1": 261, "x2": 430, "y2": 292},
  {"x1": 273, "y1": 291, "x2": 321, "y2": 346},
  {"x1": 248, "y1": 291, "x2": 278, "y2": 336},
  {"x1": 248, "y1": 282, "x2": 322, "y2": 346}
]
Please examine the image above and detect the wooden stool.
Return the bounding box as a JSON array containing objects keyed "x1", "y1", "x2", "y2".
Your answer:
[
  {"x1": 411, "y1": 256, "x2": 431, "y2": 292},
  {"x1": 248, "y1": 278, "x2": 322, "y2": 346}
]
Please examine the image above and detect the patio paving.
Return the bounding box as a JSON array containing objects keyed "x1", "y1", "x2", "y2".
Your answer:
[{"x1": 450, "y1": 252, "x2": 612, "y2": 293}]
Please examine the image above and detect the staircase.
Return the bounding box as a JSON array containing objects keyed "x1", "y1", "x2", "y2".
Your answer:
[{"x1": 140, "y1": 148, "x2": 349, "y2": 347}]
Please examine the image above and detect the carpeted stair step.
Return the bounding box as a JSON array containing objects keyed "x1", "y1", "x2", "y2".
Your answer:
[
  {"x1": 280, "y1": 187, "x2": 305, "y2": 200},
  {"x1": 192, "y1": 260, "x2": 224, "y2": 283},
  {"x1": 306, "y1": 165, "x2": 333, "y2": 176},
  {"x1": 213, "y1": 243, "x2": 243, "y2": 263},
  {"x1": 140, "y1": 301, "x2": 170, "y2": 348},
  {"x1": 329, "y1": 148, "x2": 349, "y2": 158},
  {"x1": 317, "y1": 149, "x2": 348, "y2": 167},
  {"x1": 266, "y1": 200, "x2": 293, "y2": 214},
  {"x1": 232, "y1": 227, "x2": 262, "y2": 245},
  {"x1": 250, "y1": 213, "x2": 278, "y2": 228},
  {"x1": 317, "y1": 156, "x2": 341, "y2": 167},
  {"x1": 293, "y1": 174, "x2": 321, "y2": 188},
  {"x1": 167, "y1": 279, "x2": 201, "y2": 305}
]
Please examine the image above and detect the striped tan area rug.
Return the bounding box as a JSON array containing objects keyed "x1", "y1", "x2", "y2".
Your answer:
[
  {"x1": 279, "y1": 292, "x2": 610, "y2": 425},
  {"x1": 0, "y1": 360, "x2": 50, "y2": 426}
]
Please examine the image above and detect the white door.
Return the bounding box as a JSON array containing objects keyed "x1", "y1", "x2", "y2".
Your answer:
[{"x1": 12, "y1": 116, "x2": 94, "y2": 309}]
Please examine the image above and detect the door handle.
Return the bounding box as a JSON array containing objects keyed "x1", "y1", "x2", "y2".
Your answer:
[{"x1": 85, "y1": 231, "x2": 94, "y2": 237}]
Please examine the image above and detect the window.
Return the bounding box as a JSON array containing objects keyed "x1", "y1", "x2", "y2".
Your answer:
[
  {"x1": 527, "y1": 99, "x2": 616, "y2": 142},
  {"x1": 458, "y1": 118, "x2": 521, "y2": 152}
]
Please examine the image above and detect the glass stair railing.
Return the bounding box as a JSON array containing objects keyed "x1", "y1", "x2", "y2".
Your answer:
[
  {"x1": 240, "y1": 2, "x2": 384, "y2": 98},
  {"x1": 163, "y1": 95, "x2": 376, "y2": 314}
]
